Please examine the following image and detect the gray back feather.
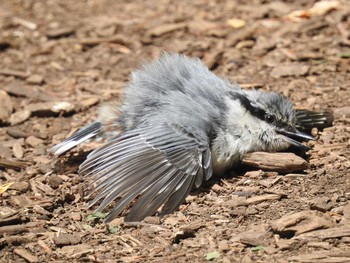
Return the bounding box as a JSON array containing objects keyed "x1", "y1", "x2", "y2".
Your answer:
[{"x1": 119, "y1": 53, "x2": 239, "y2": 134}]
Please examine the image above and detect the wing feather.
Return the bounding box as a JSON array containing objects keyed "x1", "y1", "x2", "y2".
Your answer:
[
  {"x1": 85, "y1": 150, "x2": 162, "y2": 194},
  {"x1": 107, "y1": 166, "x2": 176, "y2": 221},
  {"x1": 160, "y1": 173, "x2": 196, "y2": 216},
  {"x1": 88, "y1": 153, "x2": 167, "y2": 207},
  {"x1": 125, "y1": 168, "x2": 185, "y2": 221},
  {"x1": 202, "y1": 148, "x2": 213, "y2": 180},
  {"x1": 81, "y1": 123, "x2": 212, "y2": 222}
]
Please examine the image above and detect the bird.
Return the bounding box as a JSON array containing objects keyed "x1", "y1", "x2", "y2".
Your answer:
[{"x1": 50, "y1": 53, "x2": 333, "y2": 222}]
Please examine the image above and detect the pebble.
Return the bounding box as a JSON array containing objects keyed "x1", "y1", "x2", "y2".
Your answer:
[
  {"x1": 80, "y1": 97, "x2": 99, "y2": 109},
  {"x1": 47, "y1": 176, "x2": 63, "y2": 189},
  {"x1": 53, "y1": 233, "x2": 81, "y2": 247},
  {"x1": 25, "y1": 101, "x2": 75, "y2": 117},
  {"x1": 9, "y1": 181, "x2": 30, "y2": 193},
  {"x1": 143, "y1": 216, "x2": 161, "y2": 225},
  {"x1": 12, "y1": 142, "x2": 24, "y2": 158},
  {"x1": 26, "y1": 74, "x2": 44, "y2": 84},
  {"x1": 9, "y1": 110, "x2": 31, "y2": 126},
  {"x1": 26, "y1": 136, "x2": 44, "y2": 147}
]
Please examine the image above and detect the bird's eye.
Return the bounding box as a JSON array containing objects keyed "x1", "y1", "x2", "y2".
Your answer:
[{"x1": 265, "y1": 114, "x2": 275, "y2": 123}]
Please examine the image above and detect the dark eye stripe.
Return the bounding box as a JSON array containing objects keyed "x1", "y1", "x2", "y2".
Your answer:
[{"x1": 229, "y1": 92, "x2": 266, "y2": 121}]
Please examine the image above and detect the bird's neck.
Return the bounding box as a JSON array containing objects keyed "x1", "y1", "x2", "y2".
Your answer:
[{"x1": 211, "y1": 97, "x2": 268, "y2": 174}]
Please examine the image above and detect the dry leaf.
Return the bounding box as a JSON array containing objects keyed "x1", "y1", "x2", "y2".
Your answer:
[
  {"x1": 0, "y1": 182, "x2": 14, "y2": 194},
  {"x1": 226, "y1": 19, "x2": 246, "y2": 29}
]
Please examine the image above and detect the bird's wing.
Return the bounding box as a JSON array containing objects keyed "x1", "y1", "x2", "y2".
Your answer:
[
  {"x1": 295, "y1": 110, "x2": 333, "y2": 132},
  {"x1": 50, "y1": 122, "x2": 103, "y2": 155},
  {"x1": 80, "y1": 123, "x2": 212, "y2": 222}
]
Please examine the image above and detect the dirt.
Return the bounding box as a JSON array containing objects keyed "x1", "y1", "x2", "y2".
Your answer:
[{"x1": 0, "y1": 0, "x2": 350, "y2": 262}]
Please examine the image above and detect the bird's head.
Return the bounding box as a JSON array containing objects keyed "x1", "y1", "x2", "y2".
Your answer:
[{"x1": 233, "y1": 90, "x2": 315, "y2": 152}]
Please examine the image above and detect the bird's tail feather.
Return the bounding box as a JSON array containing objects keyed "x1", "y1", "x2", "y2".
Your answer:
[
  {"x1": 49, "y1": 122, "x2": 103, "y2": 156},
  {"x1": 295, "y1": 109, "x2": 333, "y2": 132}
]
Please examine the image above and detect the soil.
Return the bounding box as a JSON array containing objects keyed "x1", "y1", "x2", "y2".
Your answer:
[{"x1": 1, "y1": 0, "x2": 350, "y2": 262}]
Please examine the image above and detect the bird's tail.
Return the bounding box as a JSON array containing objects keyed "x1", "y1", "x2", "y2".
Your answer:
[
  {"x1": 295, "y1": 109, "x2": 333, "y2": 132},
  {"x1": 49, "y1": 122, "x2": 103, "y2": 156}
]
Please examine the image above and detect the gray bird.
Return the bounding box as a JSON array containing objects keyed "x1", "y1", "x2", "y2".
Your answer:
[{"x1": 50, "y1": 53, "x2": 332, "y2": 222}]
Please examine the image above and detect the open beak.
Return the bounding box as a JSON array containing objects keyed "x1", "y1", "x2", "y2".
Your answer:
[{"x1": 277, "y1": 126, "x2": 315, "y2": 150}]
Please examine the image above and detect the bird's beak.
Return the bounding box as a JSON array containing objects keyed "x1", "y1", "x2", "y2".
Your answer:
[{"x1": 277, "y1": 126, "x2": 315, "y2": 150}]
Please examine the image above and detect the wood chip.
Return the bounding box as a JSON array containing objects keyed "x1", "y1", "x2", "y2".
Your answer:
[
  {"x1": 9, "y1": 110, "x2": 31, "y2": 126},
  {"x1": 271, "y1": 210, "x2": 334, "y2": 236},
  {"x1": 2, "y1": 82, "x2": 55, "y2": 101},
  {"x1": 26, "y1": 74, "x2": 44, "y2": 84},
  {"x1": 14, "y1": 248, "x2": 39, "y2": 263},
  {"x1": 0, "y1": 90, "x2": 13, "y2": 124},
  {"x1": 164, "y1": 217, "x2": 179, "y2": 226},
  {"x1": 26, "y1": 136, "x2": 44, "y2": 147},
  {"x1": 204, "y1": 51, "x2": 223, "y2": 70},
  {"x1": 0, "y1": 158, "x2": 28, "y2": 170},
  {"x1": 146, "y1": 23, "x2": 187, "y2": 37},
  {"x1": 0, "y1": 211, "x2": 23, "y2": 226},
  {"x1": 0, "y1": 145, "x2": 12, "y2": 158},
  {"x1": 0, "y1": 225, "x2": 29, "y2": 237},
  {"x1": 242, "y1": 152, "x2": 308, "y2": 172},
  {"x1": 143, "y1": 216, "x2": 161, "y2": 225},
  {"x1": 12, "y1": 17, "x2": 38, "y2": 30},
  {"x1": 53, "y1": 233, "x2": 81, "y2": 247},
  {"x1": 46, "y1": 27, "x2": 75, "y2": 38},
  {"x1": 227, "y1": 18, "x2": 246, "y2": 29},
  {"x1": 334, "y1": 106, "x2": 350, "y2": 118},
  {"x1": 25, "y1": 101, "x2": 75, "y2": 116},
  {"x1": 79, "y1": 97, "x2": 100, "y2": 109},
  {"x1": 58, "y1": 244, "x2": 94, "y2": 258},
  {"x1": 343, "y1": 204, "x2": 350, "y2": 220},
  {"x1": 245, "y1": 194, "x2": 282, "y2": 205},
  {"x1": 295, "y1": 226, "x2": 350, "y2": 240},
  {"x1": 47, "y1": 176, "x2": 63, "y2": 189},
  {"x1": 5, "y1": 234, "x2": 36, "y2": 246},
  {"x1": 288, "y1": 249, "x2": 350, "y2": 263},
  {"x1": 7, "y1": 127, "x2": 30, "y2": 138},
  {"x1": 307, "y1": 241, "x2": 332, "y2": 249},
  {"x1": 9, "y1": 181, "x2": 29, "y2": 193},
  {"x1": 309, "y1": 197, "x2": 334, "y2": 212},
  {"x1": 38, "y1": 240, "x2": 53, "y2": 254},
  {"x1": 226, "y1": 24, "x2": 258, "y2": 47},
  {"x1": 231, "y1": 229, "x2": 272, "y2": 246},
  {"x1": 77, "y1": 35, "x2": 129, "y2": 46},
  {"x1": 0, "y1": 69, "x2": 29, "y2": 78},
  {"x1": 271, "y1": 64, "x2": 309, "y2": 78},
  {"x1": 179, "y1": 221, "x2": 205, "y2": 232},
  {"x1": 187, "y1": 20, "x2": 219, "y2": 35},
  {"x1": 276, "y1": 239, "x2": 298, "y2": 250}
]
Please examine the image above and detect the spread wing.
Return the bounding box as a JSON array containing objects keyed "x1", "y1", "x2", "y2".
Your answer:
[
  {"x1": 80, "y1": 123, "x2": 212, "y2": 222},
  {"x1": 295, "y1": 110, "x2": 333, "y2": 132}
]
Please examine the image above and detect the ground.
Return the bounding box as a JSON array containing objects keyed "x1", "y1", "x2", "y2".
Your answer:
[{"x1": 0, "y1": 0, "x2": 350, "y2": 262}]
